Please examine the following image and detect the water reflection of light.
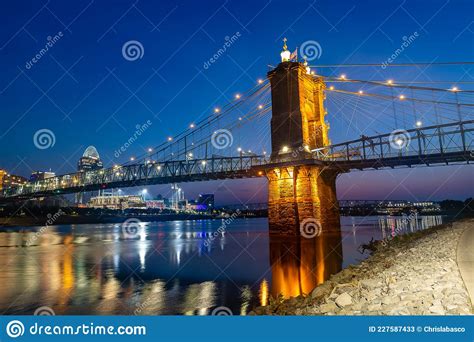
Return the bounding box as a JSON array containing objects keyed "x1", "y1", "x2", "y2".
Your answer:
[
  {"x1": 240, "y1": 285, "x2": 252, "y2": 315},
  {"x1": 259, "y1": 279, "x2": 269, "y2": 306},
  {"x1": 378, "y1": 215, "x2": 443, "y2": 238},
  {"x1": 138, "y1": 242, "x2": 148, "y2": 271},
  {"x1": 182, "y1": 281, "x2": 216, "y2": 315}
]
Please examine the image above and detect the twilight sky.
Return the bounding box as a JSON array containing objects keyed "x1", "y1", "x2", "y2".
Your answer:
[{"x1": 0, "y1": 0, "x2": 473, "y2": 204}]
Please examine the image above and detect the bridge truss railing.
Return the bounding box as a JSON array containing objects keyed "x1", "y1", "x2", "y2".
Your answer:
[
  {"x1": 1, "y1": 156, "x2": 268, "y2": 198},
  {"x1": 312, "y1": 120, "x2": 473, "y2": 166}
]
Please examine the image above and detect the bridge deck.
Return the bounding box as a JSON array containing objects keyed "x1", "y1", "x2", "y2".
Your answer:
[{"x1": 1, "y1": 121, "x2": 472, "y2": 201}]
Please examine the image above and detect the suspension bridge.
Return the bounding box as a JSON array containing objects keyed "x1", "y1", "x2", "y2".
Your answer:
[{"x1": 2, "y1": 42, "x2": 473, "y2": 234}]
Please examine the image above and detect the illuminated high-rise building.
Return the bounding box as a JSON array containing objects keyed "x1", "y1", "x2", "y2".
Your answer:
[{"x1": 76, "y1": 146, "x2": 103, "y2": 204}]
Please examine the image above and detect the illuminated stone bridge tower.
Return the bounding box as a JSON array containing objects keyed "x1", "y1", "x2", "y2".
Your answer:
[{"x1": 265, "y1": 53, "x2": 341, "y2": 235}]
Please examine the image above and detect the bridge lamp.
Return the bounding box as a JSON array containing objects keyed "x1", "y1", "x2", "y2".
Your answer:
[
  {"x1": 190, "y1": 123, "x2": 195, "y2": 128},
  {"x1": 329, "y1": 86, "x2": 335, "y2": 90},
  {"x1": 257, "y1": 79, "x2": 264, "y2": 84},
  {"x1": 282, "y1": 146, "x2": 289, "y2": 153},
  {"x1": 235, "y1": 94, "x2": 241, "y2": 99},
  {"x1": 263, "y1": 151, "x2": 267, "y2": 155},
  {"x1": 358, "y1": 90, "x2": 364, "y2": 94},
  {"x1": 339, "y1": 74, "x2": 347, "y2": 80},
  {"x1": 238, "y1": 117, "x2": 242, "y2": 121},
  {"x1": 399, "y1": 95, "x2": 405, "y2": 100},
  {"x1": 237, "y1": 147, "x2": 242, "y2": 152},
  {"x1": 214, "y1": 108, "x2": 220, "y2": 113},
  {"x1": 387, "y1": 79, "x2": 393, "y2": 85},
  {"x1": 258, "y1": 171, "x2": 263, "y2": 176},
  {"x1": 248, "y1": 150, "x2": 252, "y2": 153},
  {"x1": 451, "y1": 86, "x2": 459, "y2": 92},
  {"x1": 147, "y1": 148, "x2": 153, "y2": 152},
  {"x1": 258, "y1": 105, "x2": 263, "y2": 109},
  {"x1": 156, "y1": 165, "x2": 161, "y2": 170},
  {"x1": 130, "y1": 157, "x2": 135, "y2": 161},
  {"x1": 188, "y1": 153, "x2": 193, "y2": 158},
  {"x1": 395, "y1": 138, "x2": 404, "y2": 147},
  {"x1": 201, "y1": 161, "x2": 207, "y2": 166},
  {"x1": 416, "y1": 120, "x2": 423, "y2": 127},
  {"x1": 167, "y1": 137, "x2": 173, "y2": 141}
]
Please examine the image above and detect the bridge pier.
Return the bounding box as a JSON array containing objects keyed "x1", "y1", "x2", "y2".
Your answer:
[
  {"x1": 266, "y1": 60, "x2": 340, "y2": 235},
  {"x1": 267, "y1": 165, "x2": 340, "y2": 235}
]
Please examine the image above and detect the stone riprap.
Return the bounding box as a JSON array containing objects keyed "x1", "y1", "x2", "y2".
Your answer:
[{"x1": 253, "y1": 219, "x2": 473, "y2": 315}]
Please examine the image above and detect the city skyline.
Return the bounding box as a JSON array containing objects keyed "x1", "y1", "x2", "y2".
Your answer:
[{"x1": 1, "y1": 0, "x2": 473, "y2": 203}]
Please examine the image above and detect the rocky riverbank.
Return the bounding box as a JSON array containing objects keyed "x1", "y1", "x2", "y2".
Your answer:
[{"x1": 253, "y1": 219, "x2": 473, "y2": 315}]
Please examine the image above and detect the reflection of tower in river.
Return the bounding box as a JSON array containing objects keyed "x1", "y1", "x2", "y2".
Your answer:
[{"x1": 268, "y1": 221, "x2": 343, "y2": 299}]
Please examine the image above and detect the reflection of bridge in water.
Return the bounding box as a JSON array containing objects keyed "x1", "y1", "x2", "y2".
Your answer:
[
  {"x1": 2, "y1": 43, "x2": 473, "y2": 235},
  {"x1": 0, "y1": 215, "x2": 445, "y2": 313}
]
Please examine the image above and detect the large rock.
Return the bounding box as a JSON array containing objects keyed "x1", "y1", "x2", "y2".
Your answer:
[
  {"x1": 360, "y1": 279, "x2": 379, "y2": 290},
  {"x1": 429, "y1": 305, "x2": 445, "y2": 315},
  {"x1": 335, "y1": 293, "x2": 353, "y2": 308},
  {"x1": 311, "y1": 282, "x2": 333, "y2": 300},
  {"x1": 319, "y1": 302, "x2": 338, "y2": 314}
]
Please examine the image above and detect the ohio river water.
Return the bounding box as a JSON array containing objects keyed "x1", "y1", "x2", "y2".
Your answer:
[{"x1": 0, "y1": 215, "x2": 443, "y2": 315}]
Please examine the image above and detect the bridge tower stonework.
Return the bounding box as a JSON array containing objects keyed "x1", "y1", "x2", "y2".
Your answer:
[{"x1": 266, "y1": 61, "x2": 340, "y2": 235}]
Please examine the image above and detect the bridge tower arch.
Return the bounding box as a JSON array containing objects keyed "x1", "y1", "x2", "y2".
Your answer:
[{"x1": 266, "y1": 58, "x2": 341, "y2": 235}]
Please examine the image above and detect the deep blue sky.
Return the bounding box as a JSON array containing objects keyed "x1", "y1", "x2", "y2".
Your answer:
[{"x1": 0, "y1": 0, "x2": 473, "y2": 204}]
